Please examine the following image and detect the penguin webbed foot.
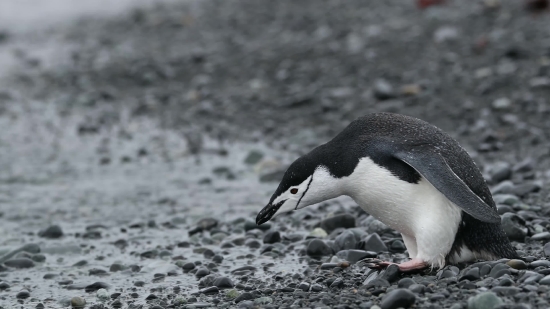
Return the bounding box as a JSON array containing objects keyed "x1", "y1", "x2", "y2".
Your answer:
[{"x1": 361, "y1": 258, "x2": 428, "y2": 273}]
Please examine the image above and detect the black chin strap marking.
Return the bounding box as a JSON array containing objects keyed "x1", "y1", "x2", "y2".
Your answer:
[{"x1": 295, "y1": 175, "x2": 314, "y2": 210}]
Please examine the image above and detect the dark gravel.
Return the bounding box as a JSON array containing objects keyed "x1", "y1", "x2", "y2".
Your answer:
[{"x1": 0, "y1": 0, "x2": 549, "y2": 308}]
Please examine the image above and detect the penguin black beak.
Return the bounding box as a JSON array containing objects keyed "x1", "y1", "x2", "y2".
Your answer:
[{"x1": 256, "y1": 200, "x2": 286, "y2": 225}]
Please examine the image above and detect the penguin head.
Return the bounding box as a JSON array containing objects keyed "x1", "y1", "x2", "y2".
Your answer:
[{"x1": 256, "y1": 152, "x2": 342, "y2": 225}]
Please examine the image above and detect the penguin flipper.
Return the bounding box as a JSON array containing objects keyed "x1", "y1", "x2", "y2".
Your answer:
[{"x1": 393, "y1": 148, "x2": 501, "y2": 224}]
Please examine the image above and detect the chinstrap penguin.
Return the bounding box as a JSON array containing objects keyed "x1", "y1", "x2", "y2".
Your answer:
[{"x1": 256, "y1": 113, "x2": 518, "y2": 272}]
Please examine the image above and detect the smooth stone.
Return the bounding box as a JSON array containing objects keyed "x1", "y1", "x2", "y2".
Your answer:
[
  {"x1": 263, "y1": 231, "x2": 281, "y2": 244},
  {"x1": 531, "y1": 260, "x2": 550, "y2": 268},
  {"x1": 379, "y1": 264, "x2": 400, "y2": 283},
  {"x1": 213, "y1": 277, "x2": 234, "y2": 288},
  {"x1": 335, "y1": 230, "x2": 356, "y2": 250},
  {"x1": 511, "y1": 182, "x2": 541, "y2": 197},
  {"x1": 467, "y1": 292, "x2": 503, "y2": 309},
  {"x1": 319, "y1": 214, "x2": 355, "y2": 233},
  {"x1": 0, "y1": 243, "x2": 40, "y2": 263},
  {"x1": 531, "y1": 232, "x2": 550, "y2": 241},
  {"x1": 85, "y1": 282, "x2": 110, "y2": 293},
  {"x1": 544, "y1": 242, "x2": 550, "y2": 257},
  {"x1": 310, "y1": 283, "x2": 323, "y2": 292},
  {"x1": 244, "y1": 150, "x2": 264, "y2": 165},
  {"x1": 336, "y1": 249, "x2": 376, "y2": 264},
  {"x1": 489, "y1": 162, "x2": 512, "y2": 183},
  {"x1": 244, "y1": 220, "x2": 271, "y2": 232},
  {"x1": 70, "y1": 296, "x2": 86, "y2": 308},
  {"x1": 4, "y1": 258, "x2": 35, "y2": 269},
  {"x1": 390, "y1": 240, "x2": 406, "y2": 252},
  {"x1": 234, "y1": 292, "x2": 254, "y2": 303},
  {"x1": 408, "y1": 284, "x2": 425, "y2": 294},
  {"x1": 308, "y1": 228, "x2": 328, "y2": 238},
  {"x1": 38, "y1": 225, "x2": 64, "y2": 239},
  {"x1": 195, "y1": 267, "x2": 210, "y2": 278},
  {"x1": 489, "y1": 264, "x2": 511, "y2": 278},
  {"x1": 306, "y1": 239, "x2": 332, "y2": 257},
  {"x1": 16, "y1": 290, "x2": 30, "y2": 299},
  {"x1": 199, "y1": 286, "x2": 219, "y2": 294},
  {"x1": 373, "y1": 79, "x2": 395, "y2": 100},
  {"x1": 380, "y1": 288, "x2": 416, "y2": 309},
  {"x1": 31, "y1": 254, "x2": 46, "y2": 262},
  {"x1": 493, "y1": 194, "x2": 519, "y2": 206},
  {"x1": 491, "y1": 286, "x2": 521, "y2": 296},
  {"x1": 506, "y1": 259, "x2": 527, "y2": 269},
  {"x1": 0, "y1": 282, "x2": 10, "y2": 290},
  {"x1": 254, "y1": 297, "x2": 273, "y2": 305},
  {"x1": 398, "y1": 278, "x2": 415, "y2": 289},
  {"x1": 460, "y1": 268, "x2": 480, "y2": 281},
  {"x1": 298, "y1": 282, "x2": 310, "y2": 291},
  {"x1": 539, "y1": 275, "x2": 550, "y2": 285},
  {"x1": 97, "y1": 288, "x2": 109, "y2": 300},
  {"x1": 189, "y1": 218, "x2": 218, "y2": 236},
  {"x1": 480, "y1": 264, "x2": 492, "y2": 277},
  {"x1": 359, "y1": 233, "x2": 388, "y2": 252},
  {"x1": 501, "y1": 213, "x2": 527, "y2": 241}
]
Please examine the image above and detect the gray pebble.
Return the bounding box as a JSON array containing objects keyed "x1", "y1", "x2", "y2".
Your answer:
[
  {"x1": 70, "y1": 296, "x2": 86, "y2": 308},
  {"x1": 38, "y1": 225, "x2": 64, "y2": 239},
  {"x1": 467, "y1": 292, "x2": 503, "y2": 309},
  {"x1": 380, "y1": 288, "x2": 416, "y2": 309},
  {"x1": 16, "y1": 290, "x2": 30, "y2": 299},
  {"x1": 319, "y1": 214, "x2": 355, "y2": 233},
  {"x1": 359, "y1": 233, "x2": 388, "y2": 252},
  {"x1": 501, "y1": 213, "x2": 527, "y2": 241},
  {"x1": 306, "y1": 239, "x2": 332, "y2": 257},
  {"x1": 4, "y1": 258, "x2": 35, "y2": 269},
  {"x1": 213, "y1": 277, "x2": 234, "y2": 288}
]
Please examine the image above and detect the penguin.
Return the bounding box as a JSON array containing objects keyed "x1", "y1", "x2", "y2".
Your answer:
[{"x1": 256, "y1": 112, "x2": 518, "y2": 272}]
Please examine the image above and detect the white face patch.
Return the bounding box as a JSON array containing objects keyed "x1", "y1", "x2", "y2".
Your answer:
[
  {"x1": 270, "y1": 175, "x2": 313, "y2": 218},
  {"x1": 270, "y1": 166, "x2": 345, "y2": 218}
]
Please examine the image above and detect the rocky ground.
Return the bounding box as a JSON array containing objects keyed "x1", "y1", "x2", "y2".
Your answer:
[{"x1": 0, "y1": 0, "x2": 550, "y2": 308}]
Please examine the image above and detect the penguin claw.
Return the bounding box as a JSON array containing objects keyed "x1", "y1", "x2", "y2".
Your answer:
[{"x1": 359, "y1": 258, "x2": 394, "y2": 269}]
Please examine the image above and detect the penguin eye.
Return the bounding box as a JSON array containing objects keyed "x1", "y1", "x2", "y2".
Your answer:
[{"x1": 290, "y1": 188, "x2": 298, "y2": 194}]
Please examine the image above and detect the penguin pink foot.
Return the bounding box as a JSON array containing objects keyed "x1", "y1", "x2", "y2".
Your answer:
[{"x1": 364, "y1": 258, "x2": 428, "y2": 272}]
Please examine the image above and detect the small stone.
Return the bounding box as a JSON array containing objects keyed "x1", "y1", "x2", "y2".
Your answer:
[
  {"x1": 373, "y1": 79, "x2": 395, "y2": 100},
  {"x1": 199, "y1": 286, "x2": 219, "y2": 294},
  {"x1": 460, "y1": 268, "x2": 481, "y2": 281},
  {"x1": 501, "y1": 213, "x2": 527, "y2": 241},
  {"x1": 234, "y1": 292, "x2": 254, "y2": 303},
  {"x1": 506, "y1": 259, "x2": 527, "y2": 270},
  {"x1": 244, "y1": 150, "x2": 264, "y2": 165},
  {"x1": 31, "y1": 254, "x2": 46, "y2": 262},
  {"x1": 0, "y1": 282, "x2": 10, "y2": 290},
  {"x1": 467, "y1": 292, "x2": 503, "y2": 309},
  {"x1": 489, "y1": 264, "x2": 511, "y2": 278},
  {"x1": 306, "y1": 239, "x2": 332, "y2": 257},
  {"x1": 359, "y1": 233, "x2": 388, "y2": 252},
  {"x1": 4, "y1": 258, "x2": 35, "y2": 269},
  {"x1": 195, "y1": 267, "x2": 210, "y2": 278},
  {"x1": 336, "y1": 249, "x2": 376, "y2": 264},
  {"x1": 97, "y1": 288, "x2": 109, "y2": 300},
  {"x1": 110, "y1": 263, "x2": 126, "y2": 272},
  {"x1": 254, "y1": 297, "x2": 273, "y2": 305},
  {"x1": 310, "y1": 283, "x2": 323, "y2": 292},
  {"x1": 38, "y1": 225, "x2": 64, "y2": 239},
  {"x1": 189, "y1": 218, "x2": 218, "y2": 236},
  {"x1": 540, "y1": 275, "x2": 550, "y2": 285},
  {"x1": 380, "y1": 288, "x2": 416, "y2": 309},
  {"x1": 408, "y1": 284, "x2": 425, "y2": 294},
  {"x1": 298, "y1": 282, "x2": 310, "y2": 291},
  {"x1": 390, "y1": 240, "x2": 406, "y2": 252},
  {"x1": 544, "y1": 242, "x2": 550, "y2": 257},
  {"x1": 16, "y1": 290, "x2": 30, "y2": 299},
  {"x1": 71, "y1": 296, "x2": 86, "y2": 308},
  {"x1": 213, "y1": 277, "x2": 234, "y2": 288},
  {"x1": 244, "y1": 220, "x2": 271, "y2": 232},
  {"x1": 492, "y1": 97, "x2": 512, "y2": 110},
  {"x1": 335, "y1": 230, "x2": 356, "y2": 250},
  {"x1": 212, "y1": 255, "x2": 224, "y2": 263},
  {"x1": 225, "y1": 289, "x2": 239, "y2": 299},
  {"x1": 434, "y1": 26, "x2": 459, "y2": 43},
  {"x1": 263, "y1": 231, "x2": 281, "y2": 244},
  {"x1": 398, "y1": 278, "x2": 415, "y2": 289},
  {"x1": 319, "y1": 214, "x2": 355, "y2": 233},
  {"x1": 489, "y1": 162, "x2": 512, "y2": 183},
  {"x1": 85, "y1": 282, "x2": 110, "y2": 293},
  {"x1": 308, "y1": 228, "x2": 328, "y2": 238}
]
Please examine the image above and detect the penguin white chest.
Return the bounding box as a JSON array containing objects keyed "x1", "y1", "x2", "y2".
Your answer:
[{"x1": 342, "y1": 157, "x2": 463, "y2": 266}]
